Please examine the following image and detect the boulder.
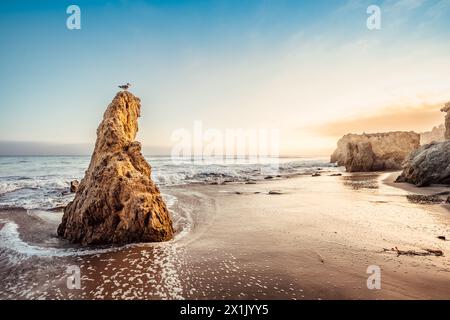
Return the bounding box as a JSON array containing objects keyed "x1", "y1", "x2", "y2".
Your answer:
[
  {"x1": 395, "y1": 141, "x2": 450, "y2": 187},
  {"x1": 331, "y1": 132, "x2": 420, "y2": 172},
  {"x1": 58, "y1": 91, "x2": 174, "y2": 245}
]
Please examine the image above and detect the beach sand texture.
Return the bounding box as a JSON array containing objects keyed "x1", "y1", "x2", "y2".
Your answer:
[{"x1": 0, "y1": 172, "x2": 449, "y2": 299}]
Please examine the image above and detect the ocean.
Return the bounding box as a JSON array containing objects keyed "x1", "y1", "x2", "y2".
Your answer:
[{"x1": 0, "y1": 155, "x2": 335, "y2": 211}]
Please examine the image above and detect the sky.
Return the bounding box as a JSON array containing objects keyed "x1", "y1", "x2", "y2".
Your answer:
[{"x1": 1, "y1": 0, "x2": 450, "y2": 156}]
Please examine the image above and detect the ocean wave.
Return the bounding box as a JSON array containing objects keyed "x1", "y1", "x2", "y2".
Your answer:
[
  {"x1": 152, "y1": 159, "x2": 336, "y2": 186},
  {"x1": 0, "y1": 156, "x2": 335, "y2": 210}
]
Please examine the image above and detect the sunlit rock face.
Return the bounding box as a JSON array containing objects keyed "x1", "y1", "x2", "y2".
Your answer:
[
  {"x1": 58, "y1": 91, "x2": 174, "y2": 245},
  {"x1": 331, "y1": 132, "x2": 420, "y2": 172}
]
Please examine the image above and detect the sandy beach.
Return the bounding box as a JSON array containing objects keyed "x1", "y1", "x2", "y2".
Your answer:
[{"x1": 1, "y1": 171, "x2": 449, "y2": 300}]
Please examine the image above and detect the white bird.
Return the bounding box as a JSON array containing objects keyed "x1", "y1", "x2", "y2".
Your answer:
[{"x1": 118, "y1": 83, "x2": 131, "y2": 90}]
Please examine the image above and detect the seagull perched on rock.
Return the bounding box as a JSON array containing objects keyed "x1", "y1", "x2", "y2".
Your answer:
[{"x1": 118, "y1": 83, "x2": 131, "y2": 90}]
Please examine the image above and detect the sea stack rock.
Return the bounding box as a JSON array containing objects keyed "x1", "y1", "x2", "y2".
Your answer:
[
  {"x1": 440, "y1": 102, "x2": 450, "y2": 140},
  {"x1": 330, "y1": 132, "x2": 420, "y2": 172},
  {"x1": 58, "y1": 91, "x2": 174, "y2": 245}
]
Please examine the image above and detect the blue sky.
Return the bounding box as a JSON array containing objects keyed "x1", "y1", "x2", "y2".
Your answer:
[{"x1": 1, "y1": 0, "x2": 450, "y2": 155}]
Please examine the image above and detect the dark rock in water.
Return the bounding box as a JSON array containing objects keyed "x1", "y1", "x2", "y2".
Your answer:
[
  {"x1": 70, "y1": 180, "x2": 79, "y2": 193},
  {"x1": 437, "y1": 236, "x2": 446, "y2": 241},
  {"x1": 330, "y1": 173, "x2": 342, "y2": 176},
  {"x1": 264, "y1": 176, "x2": 274, "y2": 180},
  {"x1": 268, "y1": 190, "x2": 283, "y2": 195},
  {"x1": 396, "y1": 141, "x2": 450, "y2": 187},
  {"x1": 312, "y1": 173, "x2": 321, "y2": 177},
  {"x1": 58, "y1": 91, "x2": 174, "y2": 245}
]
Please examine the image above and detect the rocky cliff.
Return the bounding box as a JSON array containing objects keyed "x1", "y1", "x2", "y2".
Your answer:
[
  {"x1": 58, "y1": 91, "x2": 174, "y2": 245},
  {"x1": 396, "y1": 101, "x2": 450, "y2": 186},
  {"x1": 330, "y1": 132, "x2": 420, "y2": 172},
  {"x1": 441, "y1": 102, "x2": 450, "y2": 139},
  {"x1": 420, "y1": 124, "x2": 445, "y2": 145},
  {"x1": 395, "y1": 141, "x2": 450, "y2": 186}
]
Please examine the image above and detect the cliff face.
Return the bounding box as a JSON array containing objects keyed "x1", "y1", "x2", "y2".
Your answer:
[
  {"x1": 396, "y1": 141, "x2": 450, "y2": 186},
  {"x1": 58, "y1": 91, "x2": 174, "y2": 245},
  {"x1": 420, "y1": 124, "x2": 445, "y2": 145},
  {"x1": 330, "y1": 132, "x2": 420, "y2": 172},
  {"x1": 441, "y1": 102, "x2": 450, "y2": 140}
]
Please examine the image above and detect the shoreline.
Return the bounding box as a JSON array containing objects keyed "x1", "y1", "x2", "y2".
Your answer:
[
  {"x1": 383, "y1": 170, "x2": 449, "y2": 195},
  {"x1": 1, "y1": 171, "x2": 450, "y2": 299}
]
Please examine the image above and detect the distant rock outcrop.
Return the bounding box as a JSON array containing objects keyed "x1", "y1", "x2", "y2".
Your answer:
[
  {"x1": 420, "y1": 124, "x2": 445, "y2": 145},
  {"x1": 441, "y1": 102, "x2": 450, "y2": 139},
  {"x1": 395, "y1": 141, "x2": 450, "y2": 186},
  {"x1": 58, "y1": 91, "x2": 174, "y2": 245},
  {"x1": 331, "y1": 132, "x2": 420, "y2": 172}
]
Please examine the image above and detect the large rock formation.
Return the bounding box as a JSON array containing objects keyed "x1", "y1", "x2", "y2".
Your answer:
[
  {"x1": 58, "y1": 91, "x2": 174, "y2": 245},
  {"x1": 441, "y1": 102, "x2": 450, "y2": 140},
  {"x1": 396, "y1": 102, "x2": 450, "y2": 186},
  {"x1": 395, "y1": 141, "x2": 450, "y2": 186},
  {"x1": 420, "y1": 124, "x2": 445, "y2": 145},
  {"x1": 330, "y1": 132, "x2": 420, "y2": 172}
]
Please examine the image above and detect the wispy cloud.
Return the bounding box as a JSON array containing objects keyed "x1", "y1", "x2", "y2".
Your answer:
[{"x1": 304, "y1": 102, "x2": 447, "y2": 137}]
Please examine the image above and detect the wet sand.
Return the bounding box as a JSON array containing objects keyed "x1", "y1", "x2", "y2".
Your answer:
[{"x1": 1, "y1": 172, "x2": 449, "y2": 299}]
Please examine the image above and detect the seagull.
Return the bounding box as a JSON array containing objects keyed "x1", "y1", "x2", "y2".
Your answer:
[{"x1": 118, "y1": 83, "x2": 131, "y2": 90}]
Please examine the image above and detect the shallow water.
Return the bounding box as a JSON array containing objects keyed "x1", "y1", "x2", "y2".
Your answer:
[{"x1": 1, "y1": 158, "x2": 449, "y2": 300}]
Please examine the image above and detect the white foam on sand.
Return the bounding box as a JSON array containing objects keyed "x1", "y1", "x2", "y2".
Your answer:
[
  {"x1": 0, "y1": 219, "x2": 188, "y2": 300},
  {"x1": 0, "y1": 194, "x2": 193, "y2": 259},
  {"x1": 92, "y1": 245, "x2": 186, "y2": 300},
  {"x1": 0, "y1": 219, "x2": 122, "y2": 258}
]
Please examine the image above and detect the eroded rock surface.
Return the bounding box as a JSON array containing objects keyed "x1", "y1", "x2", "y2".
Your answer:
[
  {"x1": 420, "y1": 124, "x2": 445, "y2": 145},
  {"x1": 395, "y1": 141, "x2": 450, "y2": 187},
  {"x1": 440, "y1": 102, "x2": 450, "y2": 140},
  {"x1": 58, "y1": 91, "x2": 174, "y2": 245},
  {"x1": 70, "y1": 180, "x2": 79, "y2": 193},
  {"x1": 331, "y1": 132, "x2": 420, "y2": 172}
]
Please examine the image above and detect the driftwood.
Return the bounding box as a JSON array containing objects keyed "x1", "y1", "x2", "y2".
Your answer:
[{"x1": 382, "y1": 247, "x2": 444, "y2": 257}]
